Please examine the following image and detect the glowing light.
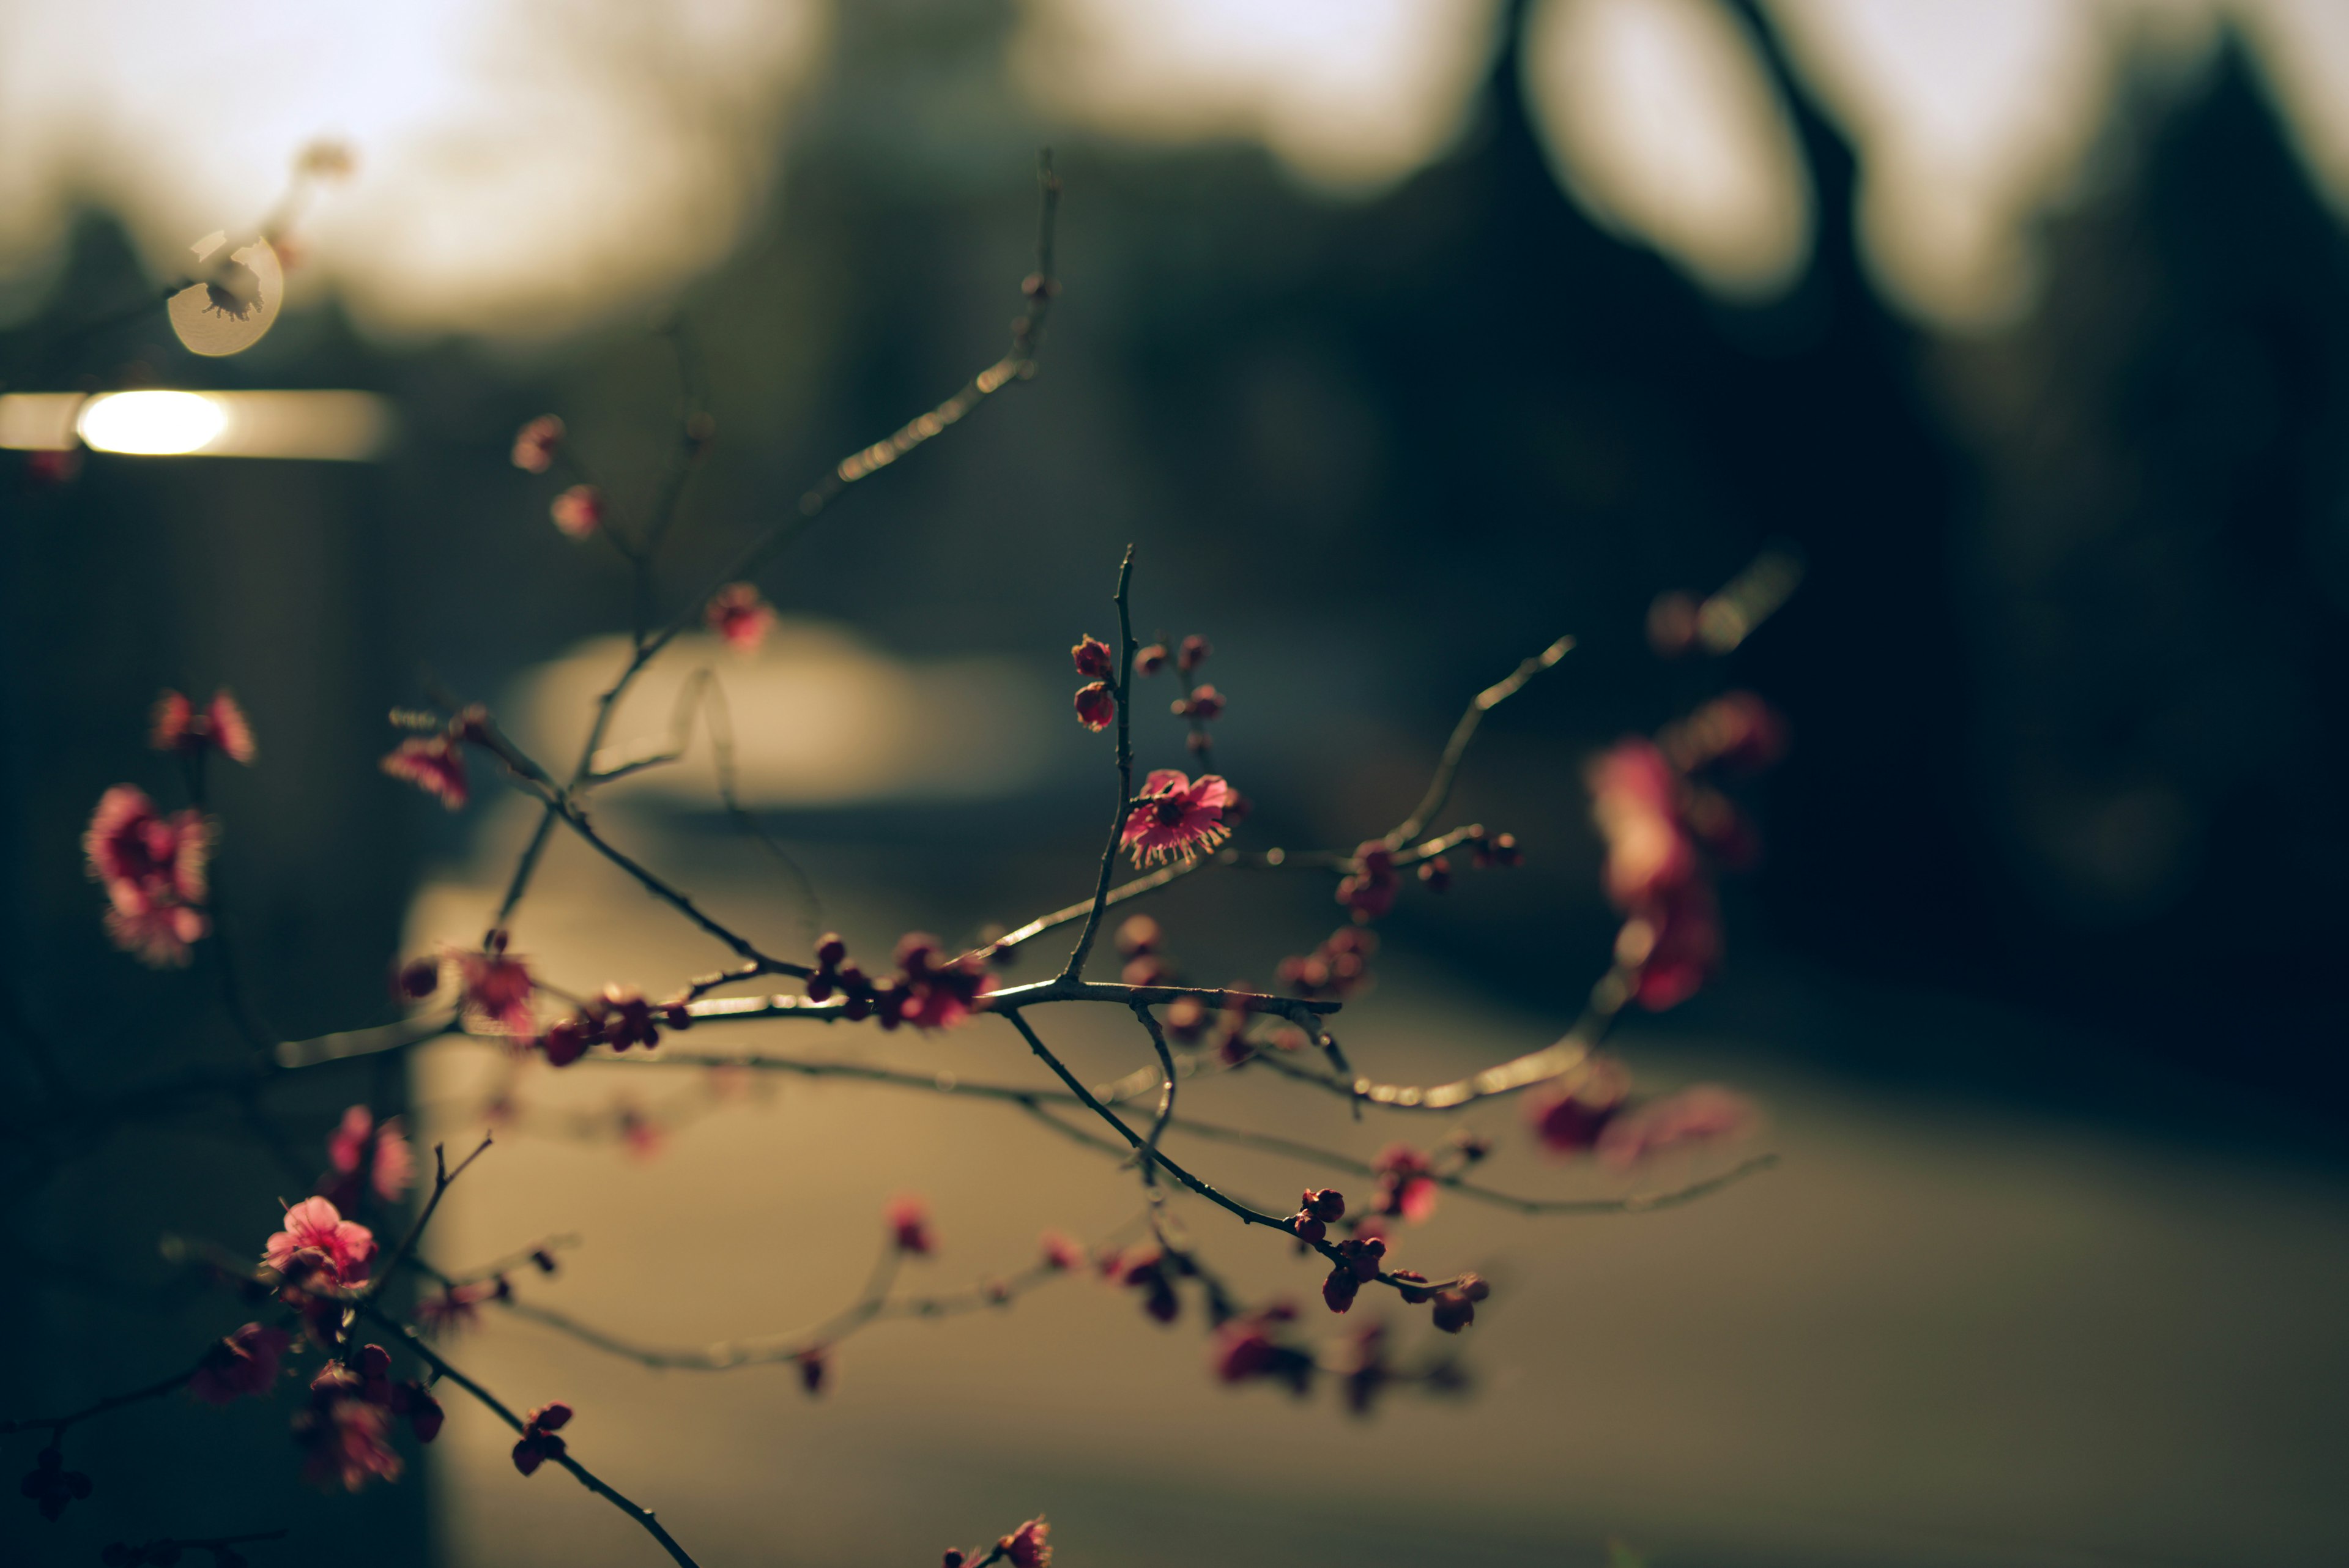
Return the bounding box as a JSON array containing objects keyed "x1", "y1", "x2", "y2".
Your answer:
[
  {"x1": 1524, "y1": 0, "x2": 1813, "y2": 299},
  {"x1": 8, "y1": 390, "x2": 395, "y2": 459},
  {"x1": 76, "y1": 392, "x2": 228, "y2": 455}
]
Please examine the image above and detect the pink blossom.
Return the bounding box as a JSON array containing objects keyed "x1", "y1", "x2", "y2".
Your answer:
[
  {"x1": 550, "y1": 484, "x2": 603, "y2": 539},
  {"x1": 381, "y1": 735, "x2": 469, "y2": 810},
  {"x1": 455, "y1": 943, "x2": 536, "y2": 1037},
  {"x1": 1595, "y1": 1084, "x2": 1757, "y2": 1170},
  {"x1": 886, "y1": 1194, "x2": 935, "y2": 1255},
  {"x1": 1528, "y1": 1055, "x2": 1633, "y2": 1156},
  {"x1": 327, "y1": 1105, "x2": 416, "y2": 1204},
  {"x1": 83, "y1": 786, "x2": 213, "y2": 966},
  {"x1": 1120, "y1": 770, "x2": 1234, "y2": 866},
  {"x1": 511, "y1": 415, "x2": 564, "y2": 474},
  {"x1": 84, "y1": 786, "x2": 209, "y2": 904},
  {"x1": 151, "y1": 689, "x2": 256, "y2": 765},
  {"x1": 1039, "y1": 1231, "x2": 1085, "y2": 1271},
  {"x1": 264, "y1": 1195, "x2": 377, "y2": 1288},
  {"x1": 1371, "y1": 1143, "x2": 1439, "y2": 1224},
  {"x1": 1614, "y1": 878, "x2": 1721, "y2": 1011},
  {"x1": 100, "y1": 887, "x2": 212, "y2": 968},
  {"x1": 1074, "y1": 682, "x2": 1115, "y2": 732},
  {"x1": 1071, "y1": 635, "x2": 1112, "y2": 678},
  {"x1": 998, "y1": 1518, "x2": 1052, "y2": 1568},
  {"x1": 190, "y1": 1323, "x2": 289, "y2": 1406},
  {"x1": 295, "y1": 1392, "x2": 401, "y2": 1492},
  {"x1": 1587, "y1": 739, "x2": 1696, "y2": 908},
  {"x1": 705, "y1": 582, "x2": 774, "y2": 653}
]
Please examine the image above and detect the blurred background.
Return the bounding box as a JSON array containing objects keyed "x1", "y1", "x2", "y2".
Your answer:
[{"x1": 4, "y1": 1, "x2": 2348, "y2": 1564}]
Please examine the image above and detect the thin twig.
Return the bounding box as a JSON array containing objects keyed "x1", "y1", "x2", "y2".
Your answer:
[
  {"x1": 1060, "y1": 546, "x2": 1137, "y2": 984},
  {"x1": 1386, "y1": 636, "x2": 1575, "y2": 848},
  {"x1": 359, "y1": 1305, "x2": 703, "y2": 1568}
]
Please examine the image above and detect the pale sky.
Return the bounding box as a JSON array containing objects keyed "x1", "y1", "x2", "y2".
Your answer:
[{"x1": 4, "y1": 0, "x2": 2348, "y2": 337}]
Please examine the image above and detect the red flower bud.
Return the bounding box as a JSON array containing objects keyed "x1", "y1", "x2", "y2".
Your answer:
[
  {"x1": 1074, "y1": 682, "x2": 1116, "y2": 732},
  {"x1": 1071, "y1": 635, "x2": 1113, "y2": 678}
]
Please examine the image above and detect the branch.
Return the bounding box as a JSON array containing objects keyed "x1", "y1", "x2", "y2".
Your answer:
[
  {"x1": 1, "y1": 1370, "x2": 193, "y2": 1436},
  {"x1": 359, "y1": 1305, "x2": 703, "y2": 1568},
  {"x1": 490, "y1": 149, "x2": 1063, "y2": 930},
  {"x1": 410, "y1": 1216, "x2": 1139, "y2": 1374},
  {"x1": 364, "y1": 1134, "x2": 494, "y2": 1302},
  {"x1": 1387, "y1": 636, "x2": 1575, "y2": 848},
  {"x1": 1249, "y1": 968, "x2": 1633, "y2": 1112},
  {"x1": 998, "y1": 1011, "x2": 1462, "y2": 1298},
  {"x1": 1059, "y1": 546, "x2": 1137, "y2": 984}
]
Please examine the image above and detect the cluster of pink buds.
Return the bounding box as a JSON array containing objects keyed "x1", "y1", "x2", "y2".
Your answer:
[
  {"x1": 1318, "y1": 1236, "x2": 1387, "y2": 1313},
  {"x1": 1277, "y1": 927, "x2": 1376, "y2": 1000},
  {"x1": 540, "y1": 984, "x2": 689, "y2": 1068},
  {"x1": 295, "y1": 1346, "x2": 441, "y2": 1492},
  {"x1": 1131, "y1": 634, "x2": 1223, "y2": 756},
  {"x1": 1289, "y1": 1186, "x2": 1347, "y2": 1245},
  {"x1": 1071, "y1": 634, "x2": 1117, "y2": 730},
  {"x1": 380, "y1": 704, "x2": 488, "y2": 812},
  {"x1": 510, "y1": 1402, "x2": 572, "y2": 1476},
  {"x1": 805, "y1": 932, "x2": 995, "y2": 1030},
  {"x1": 20, "y1": 1446, "x2": 92, "y2": 1521},
  {"x1": 1389, "y1": 1271, "x2": 1488, "y2": 1334}
]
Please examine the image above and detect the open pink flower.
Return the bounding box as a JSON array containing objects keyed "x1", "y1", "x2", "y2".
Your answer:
[
  {"x1": 456, "y1": 942, "x2": 536, "y2": 1037},
  {"x1": 265, "y1": 1195, "x2": 377, "y2": 1288},
  {"x1": 190, "y1": 1322, "x2": 290, "y2": 1406},
  {"x1": 511, "y1": 414, "x2": 564, "y2": 474},
  {"x1": 83, "y1": 786, "x2": 213, "y2": 966},
  {"x1": 705, "y1": 582, "x2": 774, "y2": 653},
  {"x1": 150, "y1": 688, "x2": 256, "y2": 765},
  {"x1": 550, "y1": 484, "x2": 603, "y2": 539},
  {"x1": 327, "y1": 1105, "x2": 416, "y2": 1204},
  {"x1": 1595, "y1": 1084, "x2": 1757, "y2": 1170},
  {"x1": 381, "y1": 734, "x2": 469, "y2": 810},
  {"x1": 1120, "y1": 770, "x2": 1234, "y2": 866}
]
